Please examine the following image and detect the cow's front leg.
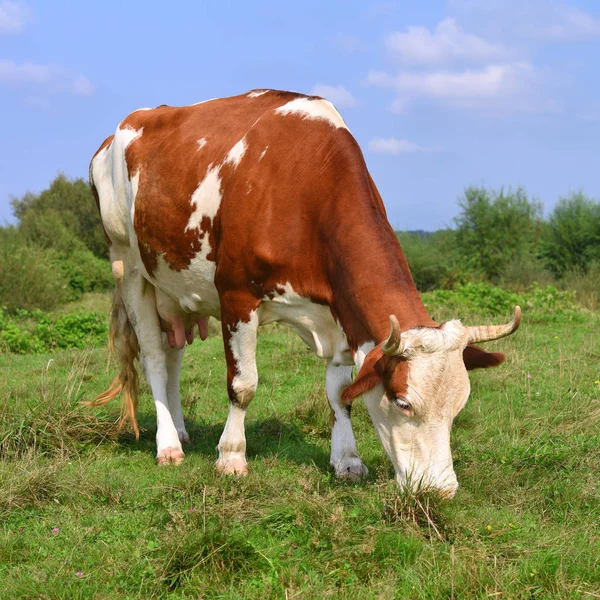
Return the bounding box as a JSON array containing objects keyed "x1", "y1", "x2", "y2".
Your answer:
[
  {"x1": 216, "y1": 294, "x2": 260, "y2": 476},
  {"x1": 326, "y1": 361, "x2": 369, "y2": 479}
]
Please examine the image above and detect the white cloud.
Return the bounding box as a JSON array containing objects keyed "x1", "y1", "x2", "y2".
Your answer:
[
  {"x1": 71, "y1": 74, "x2": 94, "y2": 96},
  {"x1": 368, "y1": 138, "x2": 434, "y2": 154},
  {"x1": 385, "y1": 18, "x2": 507, "y2": 64},
  {"x1": 0, "y1": 59, "x2": 94, "y2": 95},
  {"x1": 367, "y1": 62, "x2": 554, "y2": 113},
  {"x1": 0, "y1": 1, "x2": 30, "y2": 34},
  {"x1": 329, "y1": 33, "x2": 362, "y2": 54},
  {"x1": 310, "y1": 84, "x2": 357, "y2": 108}
]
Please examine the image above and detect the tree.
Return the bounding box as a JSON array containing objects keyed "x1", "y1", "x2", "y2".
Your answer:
[
  {"x1": 11, "y1": 173, "x2": 107, "y2": 258},
  {"x1": 454, "y1": 186, "x2": 543, "y2": 280},
  {"x1": 541, "y1": 192, "x2": 600, "y2": 276}
]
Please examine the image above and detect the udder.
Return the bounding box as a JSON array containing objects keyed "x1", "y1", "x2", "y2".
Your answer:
[
  {"x1": 159, "y1": 315, "x2": 209, "y2": 349},
  {"x1": 154, "y1": 287, "x2": 211, "y2": 349}
]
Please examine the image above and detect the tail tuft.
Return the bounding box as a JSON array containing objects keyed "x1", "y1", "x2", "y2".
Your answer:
[{"x1": 84, "y1": 287, "x2": 140, "y2": 439}]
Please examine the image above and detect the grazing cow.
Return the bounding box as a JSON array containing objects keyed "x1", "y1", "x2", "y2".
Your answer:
[{"x1": 89, "y1": 89, "x2": 520, "y2": 497}]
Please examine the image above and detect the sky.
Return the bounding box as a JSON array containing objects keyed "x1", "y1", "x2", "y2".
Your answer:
[{"x1": 0, "y1": 0, "x2": 599, "y2": 230}]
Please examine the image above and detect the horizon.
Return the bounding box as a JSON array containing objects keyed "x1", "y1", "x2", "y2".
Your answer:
[{"x1": 1, "y1": 0, "x2": 599, "y2": 230}]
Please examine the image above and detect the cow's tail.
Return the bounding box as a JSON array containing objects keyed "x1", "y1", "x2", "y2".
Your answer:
[{"x1": 85, "y1": 287, "x2": 141, "y2": 439}]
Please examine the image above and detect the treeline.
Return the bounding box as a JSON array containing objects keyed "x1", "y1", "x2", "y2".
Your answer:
[
  {"x1": 0, "y1": 175, "x2": 599, "y2": 315},
  {"x1": 0, "y1": 174, "x2": 112, "y2": 313},
  {"x1": 398, "y1": 186, "x2": 600, "y2": 302}
]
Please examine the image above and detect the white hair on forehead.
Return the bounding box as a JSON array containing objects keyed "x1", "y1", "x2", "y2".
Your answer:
[{"x1": 401, "y1": 320, "x2": 465, "y2": 355}]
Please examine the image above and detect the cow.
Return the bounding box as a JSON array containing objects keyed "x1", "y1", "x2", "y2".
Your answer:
[{"x1": 88, "y1": 89, "x2": 520, "y2": 498}]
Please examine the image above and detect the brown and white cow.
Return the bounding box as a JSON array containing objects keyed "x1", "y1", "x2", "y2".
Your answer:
[{"x1": 89, "y1": 89, "x2": 520, "y2": 497}]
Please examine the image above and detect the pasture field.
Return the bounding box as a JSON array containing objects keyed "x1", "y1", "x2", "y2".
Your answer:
[{"x1": 0, "y1": 291, "x2": 599, "y2": 599}]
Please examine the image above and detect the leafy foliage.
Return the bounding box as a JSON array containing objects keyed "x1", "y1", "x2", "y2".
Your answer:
[
  {"x1": 541, "y1": 191, "x2": 600, "y2": 276},
  {"x1": 0, "y1": 229, "x2": 71, "y2": 313},
  {"x1": 0, "y1": 308, "x2": 108, "y2": 354},
  {"x1": 453, "y1": 186, "x2": 544, "y2": 280},
  {"x1": 423, "y1": 281, "x2": 584, "y2": 323},
  {"x1": 0, "y1": 176, "x2": 112, "y2": 312},
  {"x1": 396, "y1": 230, "x2": 462, "y2": 291},
  {"x1": 11, "y1": 173, "x2": 107, "y2": 258}
]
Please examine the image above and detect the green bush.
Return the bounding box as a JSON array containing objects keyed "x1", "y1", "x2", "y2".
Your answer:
[
  {"x1": 454, "y1": 186, "x2": 543, "y2": 280},
  {"x1": 55, "y1": 250, "x2": 113, "y2": 300},
  {"x1": 397, "y1": 230, "x2": 462, "y2": 291},
  {"x1": 0, "y1": 232, "x2": 71, "y2": 313},
  {"x1": 423, "y1": 282, "x2": 584, "y2": 323},
  {"x1": 541, "y1": 192, "x2": 600, "y2": 276},
  {"x1": 11, "y1": 173, "x2": 107, "y2": 258},
  {"x1": 0, "y1": 308, "x2": 108, "y2": 354}
]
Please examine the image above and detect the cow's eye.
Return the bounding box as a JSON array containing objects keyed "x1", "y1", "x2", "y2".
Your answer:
[{"x1": 393, "y1": 396, "x2": 412, "y2": 414}]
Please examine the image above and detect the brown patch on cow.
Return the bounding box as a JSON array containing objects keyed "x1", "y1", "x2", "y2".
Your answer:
[
  {"x1": 96, "y1": 90, "x2": 437, "y2": 349},
  {"x1": 463, "y1": 345, "x2": 506, "y2": 370},
  {"x1": 341, "y1": 345, "x2": 409, "y2": 403}
]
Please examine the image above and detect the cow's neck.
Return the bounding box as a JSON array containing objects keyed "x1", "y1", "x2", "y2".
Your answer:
[{"x1": 325, "y1": 185, "x2": 436, "y2": 349}]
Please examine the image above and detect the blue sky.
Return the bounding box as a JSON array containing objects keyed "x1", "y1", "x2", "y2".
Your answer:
[{"x1": 1, "y1": 0, "x2": 599, "y2": 230}]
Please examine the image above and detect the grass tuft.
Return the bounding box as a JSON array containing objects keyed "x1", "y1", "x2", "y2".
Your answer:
[{"x1": 0, "y1": 349, "x2": 120, "y2": 459}]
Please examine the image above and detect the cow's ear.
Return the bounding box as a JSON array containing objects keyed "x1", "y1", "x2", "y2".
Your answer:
[
  {"x1": 341, "y1": 346, "x2": 387, "y2": 403},
  {"x1": 463, "y1": 344, "x2": 506, "y2": 370}
]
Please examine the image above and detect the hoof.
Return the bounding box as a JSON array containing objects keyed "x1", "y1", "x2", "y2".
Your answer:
[
  {"x1": 178, "y1": 430, "x2": 191, "y2": 444},
  {"x1": 216, "y1": 457, "x2": 248, "y2": 476},
  {"x1": 332, "y1": 458, "x2": 369, "y2": 481},
  {"x1": 157, "y1": 447, "x2": 185, "y2": 465}
]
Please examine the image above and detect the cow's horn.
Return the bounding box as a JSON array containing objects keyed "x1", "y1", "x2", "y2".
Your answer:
[
  {"x1": 466, "y1": 306, "x2": 521, "y2": 344},
  {"x1": 382, "y1": 315, "x2": 403, "y2": 355}
]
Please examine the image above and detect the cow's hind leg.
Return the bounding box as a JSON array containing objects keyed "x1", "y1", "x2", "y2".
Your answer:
[
  {"x1": 165, "y1": 344, "x2": 190, "y2": 444},
  {"x1": 216, "y1": 293, "x2": 260, "y2": 476},
  {"x1": 326, "y1": 361, "x2": 369, "y2": 479},
  {"x1": 116, "y1": 255, "x2": 185, "y2": 464}
]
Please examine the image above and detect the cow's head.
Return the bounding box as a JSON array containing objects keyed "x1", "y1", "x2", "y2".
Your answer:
[{"x1": 342, "y1": 307, "x2": 521, "y2": 498}]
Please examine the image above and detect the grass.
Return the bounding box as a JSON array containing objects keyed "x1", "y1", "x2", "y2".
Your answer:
[{"x1": 0, "y1": 294, "x2": 599, "y2": 598}]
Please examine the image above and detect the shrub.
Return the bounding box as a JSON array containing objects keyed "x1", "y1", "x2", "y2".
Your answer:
[
  {"x1": 454, "y1": 187, "x2": 543, "y2": 280},
  {"x1": 397, "y1": 230, "x2": 462, "y2": 291},
  {"x1": 541, "y1": 192, "x2": 600, "y2": 276},
  {"x1": 0, "y1": 309, "x2": 108, "y2": 354},
  {"x1": 423, "y1": 281, "x2": 584, "y2": 323},
  {"x1": 11, "y1": 173, "x2": 107, "y2": 258},
  {"x1": 55, "y1": 250, "x2": 113, "y2": 300},
  {"x1": 0, "y1": 232, "x2": 70, "y2": 313},
  {"x1": 35, "y1": 311, "x2": 109, "y2": 350}
]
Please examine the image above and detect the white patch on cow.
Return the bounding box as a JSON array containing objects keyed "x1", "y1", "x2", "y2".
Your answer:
[
  {"x1": 326, "y1": 361, "x2": 368, "y2": 478},
  {"x1": 259, "y1": 282, "x2": 352, "y2": 364},
  {"x1": 216, "y1": 311, "x2": 259, "y2": 475},
  {"x1": 216, "y1": 403, "x2": 248, "y2": 475},
  {"x1": 358, "y1": 336, "x2": 469, "y2": 497},
  {"x1": 224, "y1": 137, "x2": 247, "y2": 169},
  {"x1": 110, "y1": 249, "x2": 183, "y2": 459},
  {"x1": 117, "y1": 125, "x2": 144, "y2": 148},
  {"x1": 247, "y1": 90, "x2": 269, "y2": 98},
  {"x1": 150, "y1": 253, "x2": 220, "y2": 318},
  {"x1": 228, "y1": 311, "x2": 259, "y2": 404},
  {"x1": 90, "y1": 125, "x2": 144, "y2": 246},
  {"x1": 186, "y1": 165, "x2": 223, "y2": 232},
  {"x1": 190, "y1": 98, "x2": 217, "y2": 106},
  {"x1": 258, "y1": 146, "x2": 268, "y2": 161},
  {"x1": 141, "y1": 164, "x2": 224, "y2": 310},
  {"x1": 274, "y1": 97, "x2": 349, "y2": 130},
  {"x1": 355, "y1": 342, "x2": 375, "y2": 372},
  {"x1": 197, "y1": 137, "x2": 207, "y2": 150}
]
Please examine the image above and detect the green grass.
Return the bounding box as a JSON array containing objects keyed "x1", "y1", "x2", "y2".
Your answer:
[{"x1": 0, "y1": 296, "x2": 599, "y2": 599}]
